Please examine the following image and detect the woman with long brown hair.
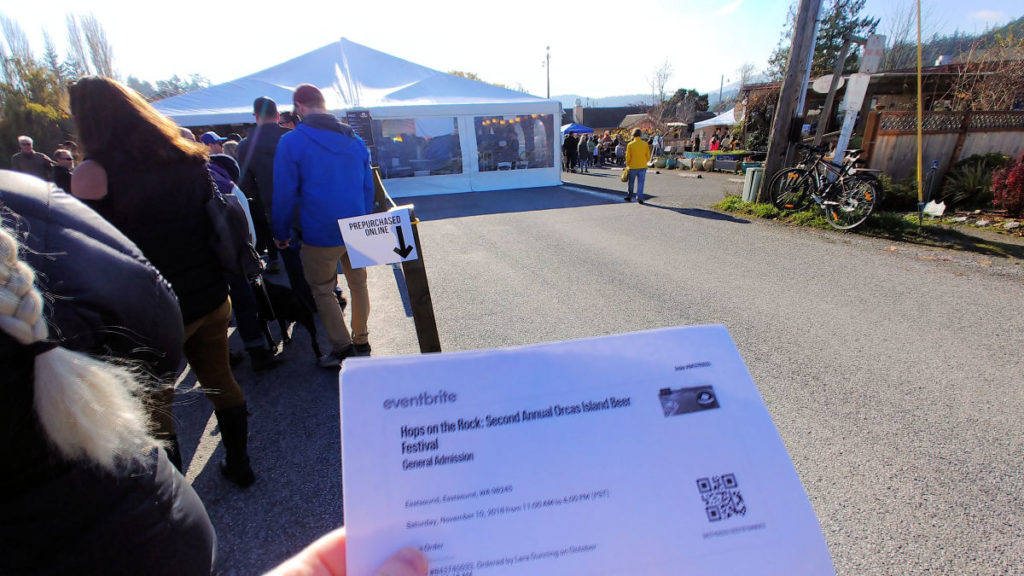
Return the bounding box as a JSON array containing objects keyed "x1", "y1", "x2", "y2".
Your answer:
[{"x1": 68, "y1": 75, "x2": 255, "y2": 488}]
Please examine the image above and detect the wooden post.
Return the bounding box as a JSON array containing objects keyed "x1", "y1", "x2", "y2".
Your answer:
[
  {"x1": 757, "y1": 0, "x2": 823, "y2": 202},
  {"x1": 372, "y1": 167, "x2": 441, "y2": 353},
  {"x1": 948, "y1": 111, "x2": 972, "y2": 166},
  {"x1": 401, "y1": 207, "x2": 441, "y2": 354},
  {"x1": 861, "y1": 110, "x2": 881, "y2": 164},
  {"x1": 814, "y1": 38, "x2": 855, "y2": 146}
]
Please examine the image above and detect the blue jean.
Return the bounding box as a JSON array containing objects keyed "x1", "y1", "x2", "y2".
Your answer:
[
  {"x1": 579, "y1": 155, "x2": 589, "y2": 171},
  {"x1": 627, "y1": 168, "x2": 647, "y2": 200}
]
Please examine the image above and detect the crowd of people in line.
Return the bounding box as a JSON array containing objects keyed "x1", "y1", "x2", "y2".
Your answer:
[
  {"x1": 5, "y1": 78, "x2": 758, "y2": 572},
  {"x1": 3, "y1": 77, "x2": 423, "y2": 574},
  {"x1": 560, "y1": 125, "x2": 742, "y2": 174}
]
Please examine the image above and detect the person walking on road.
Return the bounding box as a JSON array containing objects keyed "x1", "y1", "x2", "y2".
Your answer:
[
  {"x1": 273, "y1": 84, "x2": 374, "y2": 370},
  {"x1": 624, "y1": 128, "x2": 651, "y2": 204}
]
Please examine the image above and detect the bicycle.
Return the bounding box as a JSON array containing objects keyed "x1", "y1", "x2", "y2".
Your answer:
[{"x1": 767, "y1": 143, "x2": 881, "y2": 230}]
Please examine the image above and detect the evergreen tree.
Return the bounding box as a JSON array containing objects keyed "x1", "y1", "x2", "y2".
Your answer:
[
  {"x1": 126, "y1": 76, "x2": 158, "y2": 99},
  {"x1": 0, "y1": 18, "x2": 72, "y2": 162},
  {"x1": 766, "y1": 0, "x2": 880, "y2": 80},
  {"x1": 664, "y1": 88, "x2": 709, "y2": 123}
]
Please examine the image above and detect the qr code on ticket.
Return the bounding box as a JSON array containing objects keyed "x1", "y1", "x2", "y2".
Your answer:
[{"x1": 696, "y1": 473, "x2": 746, "y2": 522}]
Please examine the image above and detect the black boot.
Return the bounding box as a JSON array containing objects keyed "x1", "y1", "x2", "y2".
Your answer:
[
  {"x1": 215, "y1": 404, "x2": 255, "y2": 488},
  {"x1": 165, "y1": 434, "x2": 183, "y2": 473},
  {"x1": 247, "y1": 346, "x2": 282, "y2": 372}
]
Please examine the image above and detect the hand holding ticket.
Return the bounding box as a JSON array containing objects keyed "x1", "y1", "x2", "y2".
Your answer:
[{"x1": 340, "y1": 325, "x2": 835, "y2": 575}]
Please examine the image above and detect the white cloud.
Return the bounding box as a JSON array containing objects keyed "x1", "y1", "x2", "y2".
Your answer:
[
  {"x1": 717, "y1": 0, "x2": 744, "y2": 16},
  {"x1": 969, "y1": 9, "x2": 1007, "y2": 22}
]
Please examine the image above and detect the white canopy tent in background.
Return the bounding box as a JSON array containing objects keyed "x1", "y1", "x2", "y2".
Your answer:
[
  {"x1": 690, "y1": 107, "x2": 737, "y2": 151},
  {"x1": 693, "y1": 108, "x2": 736, "y2": 129},
  {"x1": 153, "y1": 38, "x2": 561, "y2": 197}
]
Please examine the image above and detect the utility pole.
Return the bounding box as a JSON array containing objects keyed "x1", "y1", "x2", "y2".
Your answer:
[
  {"x1": 719, "y1": 74, "x2": 724, "y2": 106},
  {"x1": 757, "y1": 0, "x2": 823, "y2": 202},
  {"x1": 546, "y1": 46, "x2": 551, "y2": 99}
]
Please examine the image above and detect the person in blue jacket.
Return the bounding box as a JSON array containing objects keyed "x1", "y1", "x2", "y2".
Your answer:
[{"x1": 273, "y1": 84, "x2": 375, "y2": 369}]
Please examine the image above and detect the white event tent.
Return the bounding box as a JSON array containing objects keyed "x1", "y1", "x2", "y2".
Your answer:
[
  {"x1": 694, "y1": 108, "x2": 736, "y2": 129},
  {"x1": 153, "y1": 38, "x2": 562, "y2": 197}
]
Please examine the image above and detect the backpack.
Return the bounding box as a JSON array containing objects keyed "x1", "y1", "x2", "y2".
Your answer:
[{"x1": 204, "y1": 169, "x2": 263, "y2": 280}]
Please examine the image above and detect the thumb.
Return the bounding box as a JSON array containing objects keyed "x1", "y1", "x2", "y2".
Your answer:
[{"x1": 375, "y1": 547, "x2": 428, "y2": 576}]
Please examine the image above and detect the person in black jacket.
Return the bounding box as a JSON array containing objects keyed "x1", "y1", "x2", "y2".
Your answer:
[
  {"x1": 0, "y1": 183, "x2": 216, "y2": 574},
  {"x1": 51, "y1": 148, "x2": 74, "y2": 192},
  {"x1": 68, "y1": 76, "x2": 256, "y2": 488},
  {"x1": 236, "y1": 96, "x2": 322, "y2": 315},
  {"x1": 237, "y1": 96, "x2": 285, "y2": 269}
]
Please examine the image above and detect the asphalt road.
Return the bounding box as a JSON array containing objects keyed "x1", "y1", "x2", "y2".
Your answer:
[{"x1": 177, "y1": 166, "x2": 1024, "y2": 575}]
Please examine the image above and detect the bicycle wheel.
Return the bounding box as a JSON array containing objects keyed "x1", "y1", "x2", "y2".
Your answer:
[
  {"x1": 768, "y1": 168, "x2": 811, "y2": 210},
  {"x1": 824, "y1": 175, "x2": 879, "y2": 230}
]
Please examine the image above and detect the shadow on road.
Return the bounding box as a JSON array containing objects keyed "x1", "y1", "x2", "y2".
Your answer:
[
  {"x1": 410, "y1": 186, "x2": 617, "y2": 221},
  {"x1": 644, "y1": 203, "x2": 750, "y2": 224}
]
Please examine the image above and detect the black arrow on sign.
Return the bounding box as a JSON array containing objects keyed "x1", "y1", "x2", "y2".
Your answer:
[{"x1": 393, "y1": 226, "x2": 414, "y2": 258}]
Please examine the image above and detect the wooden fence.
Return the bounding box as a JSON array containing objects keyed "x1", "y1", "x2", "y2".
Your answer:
[{"x1": 862, "y1": 110, "x2": 1024, "y2": 184}]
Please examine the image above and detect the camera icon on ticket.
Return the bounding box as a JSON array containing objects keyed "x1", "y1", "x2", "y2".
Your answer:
[{"x1": 658, "y1": 385, "x2": 720, "y2": 417}]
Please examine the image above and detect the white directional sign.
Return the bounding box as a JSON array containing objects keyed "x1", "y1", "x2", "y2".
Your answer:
[
  {"x1": 338, "y1": 206, "x2": 419, "y2": 269},
  {"x1": 859, "y1": 34, "x2": 885, "y2": 74}
]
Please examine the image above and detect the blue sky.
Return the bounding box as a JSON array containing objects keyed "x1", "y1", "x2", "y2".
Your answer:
[{"x1": 1, "y1": 0, "x2": 1020, "y2": 99}]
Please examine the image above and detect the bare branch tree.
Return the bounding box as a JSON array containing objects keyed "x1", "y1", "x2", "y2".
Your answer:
[
  {"x1": 0, "y1": 15, "x2": 33, "y2": 88},
  {"x1": 946, "y1": 35, "x2": 1024, "y2": 111},
  {"x1": 647, "y1": 60, "x2": 673, "y2": 123},
  {"x1": 879, "y1": 0, "x2": 947, "y2": 71},
  {"x1": 736, "y1": 63, "x2": 757, "y2": 87},
  {"x1": 0, "y1": 19, "x2": 11, "y2": 85},
  {"x1": 80, "y1": 14, "x2": 115, "y2": 79},
  {"x1": 1, "y1": 15, "x2": 32, "y2": 62},
  {"x1": 65, "y1": 14, "x2": 91, "y2": 77}
]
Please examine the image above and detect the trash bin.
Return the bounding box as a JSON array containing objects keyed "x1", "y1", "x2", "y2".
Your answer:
[{"x1": 742, "y1": 166, "x2": 764, "y2": 203}]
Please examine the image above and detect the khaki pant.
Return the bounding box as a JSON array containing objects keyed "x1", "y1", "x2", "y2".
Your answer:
[
  {"x1": 300, "y1": 244, "x2": 369, "y2": 353},
  {"x1": 152, "y1": 298, "x2": 246, "y2": 439}
]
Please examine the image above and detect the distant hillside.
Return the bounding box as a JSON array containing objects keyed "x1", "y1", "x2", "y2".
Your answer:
[
  {"x1": 970, "y1": 14, "x2": 1024, "y2": 50},
  {"x1": 885, "y1": 14, "x2": 1024, "y2": 70},
  {"x1": 556, "y1": 76, "x2": 767, "y2": 111},
  {"x1": 554, "y1": 94, "x2": 652, "y2": 108}
]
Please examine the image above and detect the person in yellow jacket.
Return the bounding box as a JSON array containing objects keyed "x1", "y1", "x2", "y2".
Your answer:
[{"x1": 624, "y1": 128, "x2": 651, "y2": 204}]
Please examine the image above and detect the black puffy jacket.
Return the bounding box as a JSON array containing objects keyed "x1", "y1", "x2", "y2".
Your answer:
[
  {"x1": 0, "y1": 170, "x2": 184, "y2": 378},
  {"x1": 0, "y1": 170, "x2": 216, "y2": 575}
]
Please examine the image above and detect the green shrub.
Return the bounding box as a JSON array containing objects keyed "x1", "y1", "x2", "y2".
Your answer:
[
  {"x1": 745, "y1": 131, "x2": 767, "y2": 151},
  {"x1": 878, "y1": 174, "x2": 919, "y2": 211},
  {"x1": 939, "y1": 153, "x2": 1010, "y2": 209},
  {"x1": 953, "y1": 153, "x2": 1011, "y2": 171}
]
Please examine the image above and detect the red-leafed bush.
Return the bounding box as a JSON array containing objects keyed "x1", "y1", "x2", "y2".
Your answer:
[{"x1": 991, "y1": 159, "x2": 1024, "y2": 218}]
